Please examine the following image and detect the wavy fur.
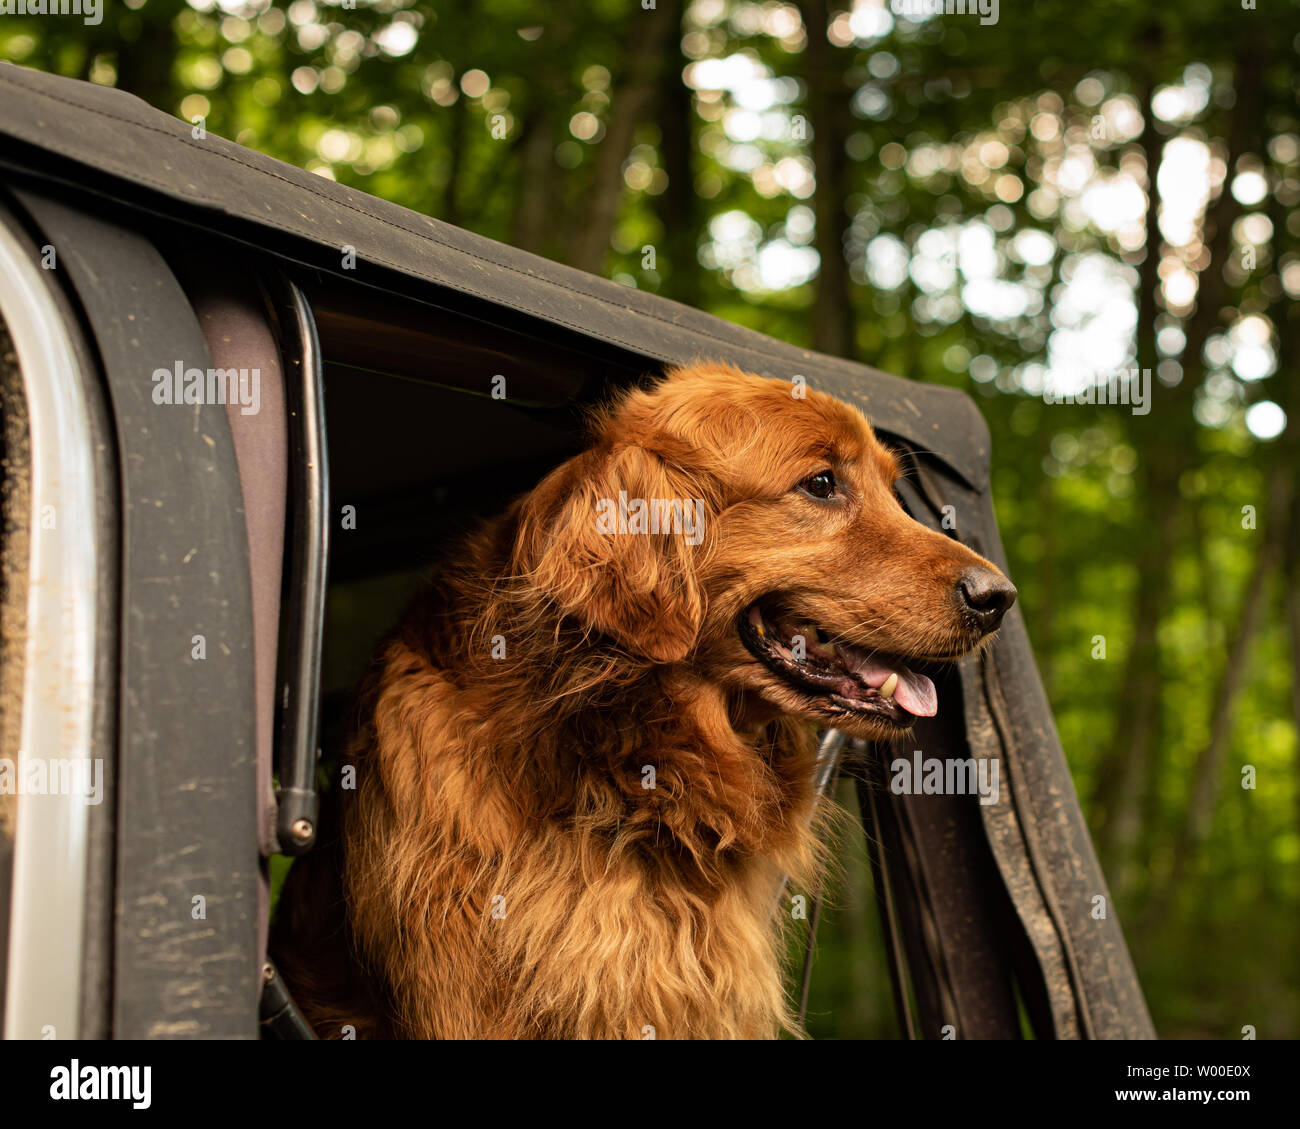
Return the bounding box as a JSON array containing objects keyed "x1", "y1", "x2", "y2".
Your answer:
[{"x1": 272, "y1": 362, "x2": 1007, "y2": 1039}]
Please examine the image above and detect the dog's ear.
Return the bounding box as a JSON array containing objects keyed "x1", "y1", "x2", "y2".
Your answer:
[{"x1": 516, "y1": 444, "x2": 707, "y2": 663}]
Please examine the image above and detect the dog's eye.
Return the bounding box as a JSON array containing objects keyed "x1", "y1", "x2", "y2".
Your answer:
[{"x1": 799, "y1": 470, "x2": 837, "y2": 499}]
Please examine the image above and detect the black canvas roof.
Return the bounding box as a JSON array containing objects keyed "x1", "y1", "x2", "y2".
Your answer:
[{"x1": 0, "y1": 62, "x2": 989, "y2": 491}]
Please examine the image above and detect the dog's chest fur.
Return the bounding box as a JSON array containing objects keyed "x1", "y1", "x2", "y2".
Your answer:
[{"x1": 338, "y1": 633, "x2": 820, "y2": 1039}]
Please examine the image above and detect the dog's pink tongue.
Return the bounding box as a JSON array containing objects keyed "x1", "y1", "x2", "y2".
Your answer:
[
  {"x1": 894, "y1": 670, "x2": 937, "y2": 717},
  {"x1": 842, "y1": 650, "x2": 938, "y2": 717}
]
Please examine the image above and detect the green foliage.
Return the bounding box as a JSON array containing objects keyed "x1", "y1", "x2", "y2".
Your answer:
[{"x1": 8, "y1": 0, "x2": 1299, "y2": 1039}]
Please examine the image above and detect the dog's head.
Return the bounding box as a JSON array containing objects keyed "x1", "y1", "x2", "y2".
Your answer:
[{"x1": 514, "y1": 363, "x2": 1015, "y2": 739}]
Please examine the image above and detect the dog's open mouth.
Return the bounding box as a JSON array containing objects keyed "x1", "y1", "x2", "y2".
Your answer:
[{"x1": 738, "y1": 601, "x2": 938, "y2": 727}]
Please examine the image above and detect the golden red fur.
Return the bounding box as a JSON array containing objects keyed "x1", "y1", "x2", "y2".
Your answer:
[{"x1": 271, "y1": 362, "x2": 1013, "y2": 1039}]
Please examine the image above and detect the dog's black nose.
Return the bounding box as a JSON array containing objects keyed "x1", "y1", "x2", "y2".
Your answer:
[{"x1": 958, "y1": 567, "x2": 1017, "y2": 634}]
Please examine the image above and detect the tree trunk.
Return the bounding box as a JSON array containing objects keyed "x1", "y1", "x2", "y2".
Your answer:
[
  {"x1": 510, "y1": 107, "x2": 556, "y2": 255},
  {"x1": 1092, "y1": 486, "x2": 1176, "y2": 874},
  {"x1": 1175, "y1": 470, "x2": 1289, "y2": 858},
  {"x1": 1266, "y1": 168, "x2": 1300, "y2": 850},
  {"x1": 568, "y1": 6, "x2": 678, "y2": 276},
  {"x1": 441, "y1": 96, "x2": 468, "y2": 228},
  {"x1": 1090, "y1": 48, "x2": 1169, "y2": 869},
  {"x1": 95, "y1": 6, "x2": 177, "y2": 111},
  {"x1": 654, "y1": 0, "x2": 699, "y2": 306},
  {"x1": 797, "y1": 0, "x2": 856, "y2": 358},
  {"x1": 1287, "y1": 527, "x2": 1300, "y2": 838}
]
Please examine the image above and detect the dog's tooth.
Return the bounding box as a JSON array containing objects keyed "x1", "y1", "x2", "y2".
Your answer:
[{"x1": 879, "y1": 672, "x2": 899, "y2": 701}]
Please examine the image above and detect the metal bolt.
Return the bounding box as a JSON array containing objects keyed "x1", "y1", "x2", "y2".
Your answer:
[
  {"x1": 262, "y1": 963, "x2": 275, "y2": 984},
  {"x1": 290, "y1": 818, "x2": 314, "y2": 844}
]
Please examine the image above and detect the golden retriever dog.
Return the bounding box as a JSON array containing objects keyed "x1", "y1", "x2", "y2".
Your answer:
[{"x1": 272, "y1": 361, "x2": 1015, "y2": 1039}]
